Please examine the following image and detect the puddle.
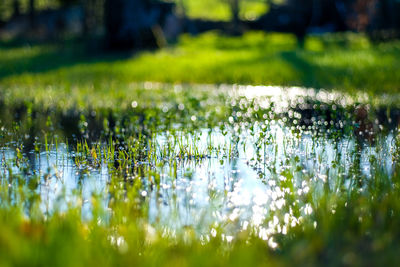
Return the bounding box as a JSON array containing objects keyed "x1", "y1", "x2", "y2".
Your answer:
[
  {"x1": 0, "y1": 85, "x2": 399, "y2": 239},
  {"x1": 1, "y1": 126, "x2": 395, "y2": 237}
]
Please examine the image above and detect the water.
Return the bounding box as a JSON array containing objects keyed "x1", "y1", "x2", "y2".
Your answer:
[
  {"x1": 0, "y1": 85, "x2": 399, "y2": 241},
  {"x1": 1, "y1": 125, "x2": 395, "y2": 237}
]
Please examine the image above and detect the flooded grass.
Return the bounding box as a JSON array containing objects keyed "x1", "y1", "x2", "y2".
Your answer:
[
  {"x1": 2, "y1": 83, "x2": 400, "y2": 266},
  {"x1": 1, "y1": 27, "x2": 400, "y2": 267}
]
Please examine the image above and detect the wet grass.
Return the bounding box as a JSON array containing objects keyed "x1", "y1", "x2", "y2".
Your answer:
[
  {"x1": 1, "y1": 32, "x2": 400, "y2": 266},
  {"x1": 1, "y1": 85, "x2": 400, "y2": 266}
]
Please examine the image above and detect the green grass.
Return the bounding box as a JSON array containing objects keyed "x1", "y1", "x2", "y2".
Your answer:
[
  {"x1": 1, "y1": 32, "x2": 399, "y2": 98},
  {"x1": 2, "y1": 92, "x2": 400, "y2": 266},
  {"x1": 171, "y1": 0, "x2": 268, "y2": 21},
  {"x1": 1, "y1": 32, "x2": 400, "y2": 266}
]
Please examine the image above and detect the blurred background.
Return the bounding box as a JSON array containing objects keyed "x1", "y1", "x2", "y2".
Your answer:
[{"x1": 0, "y1": 0, "x2": 400, "y2": 49}]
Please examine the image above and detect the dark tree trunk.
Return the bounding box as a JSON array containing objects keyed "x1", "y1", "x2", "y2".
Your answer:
[
  {"x1": 395, "y1": 2, "x2": 400, "y2": 31},
  {"x1": 0, "y1": 2, "x2": 3, "y2": 24},
  {"x1": 29, "y1": 0, "x2": 35, "y2": 28},
  {"x1": 378, "y1": 0, "x2": 400, "y2": 35},
  {"x1": 105, "y1": 0, "x2": 172, "y2": 50},
  {"x1": 230, "y1": 0, "x2": 239, "y2": 25},
  {"x1": 13, "y1": 0, "x2": 20, "y2": 18},
  {"x1": 105, "y1": 0, "x2": 125, "y2": 48}
]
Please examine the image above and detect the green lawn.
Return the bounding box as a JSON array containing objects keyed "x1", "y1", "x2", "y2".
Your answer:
[
  {"x1": 170, "y1": 0, "x2": 268, "y2": 21},
  {"x1": 1, "y1": 31, "x2": 399, "y2": 100}
]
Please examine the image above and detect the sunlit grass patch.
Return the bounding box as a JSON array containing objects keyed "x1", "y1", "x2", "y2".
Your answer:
[
  {"x1": 170, "y1": 0, "x2": 268, "y2": 21},
  {"x1": 1, "y1": 32, "x2": 399, "y2": 95}
]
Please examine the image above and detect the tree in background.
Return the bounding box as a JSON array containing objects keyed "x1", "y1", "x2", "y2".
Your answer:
[
  {"x1": 105, "y1": 0, "x2": 154, "y2": 49},
  {"x1": 0, "y1": 2, "x2": 5, "y2": 24},
  {"x1": 228, "y1": 0, "x2": 239, "y2": 26},
  {"x1": 82, "y1": 0, "x2": 104, "y2": 36},
  {"x1": 104, "y1": 0, "x2": 175, "y2": 49},
  {"x1": 0, "y1": 0, "x2": 399, "y2": 42},
  {"x1": 13, "y1": 0, "x2": 20, "y2": 18},
  {"x1": 370, "y1": 0, "x2": 400, "y2": 33},
  {"x1": 28, "y1": 0, "x2": 35, "y2": 27},
  {"x1": 58, "y1": 0, "x2": 80, "y2": 6}
]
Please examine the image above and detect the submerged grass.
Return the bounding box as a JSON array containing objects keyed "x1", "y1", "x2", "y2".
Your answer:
[{"x1": 1, "y1": 87, "x2": 400, "y2": 266}]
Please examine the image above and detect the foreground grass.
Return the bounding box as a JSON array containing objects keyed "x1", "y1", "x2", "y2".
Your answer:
[
  {"x1": 2, "y1": 115, "x2": 400, "y2": 267},
  {"x1": 1, "y1": 82, "x2": 400, "y2": 266},
  {"x1": 1, "y1": 32, "x2": 399, "y2": 98}
]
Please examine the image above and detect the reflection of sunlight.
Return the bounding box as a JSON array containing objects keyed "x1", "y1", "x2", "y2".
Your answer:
[
  {"x1": 0, "y1": 144, "x2": 109, "y2": 220},
  {"x1": 229, "y1": 85, "x2": 369, "y2": 113},
  {"x1": 1, "y1": 119, "x2": 394, "y2": 240},
  {"x1": 1, "y1": 83, "x2": 396, "y2": 246}
]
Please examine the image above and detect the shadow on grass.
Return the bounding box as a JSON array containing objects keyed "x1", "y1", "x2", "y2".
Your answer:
[
  {"x1": 279, "y1": 51, "x2": 340, "y2": 90},
  {"x1": 0, "y1": 40, "x2": 134, "y2": 81},
  {"x1": 215, "y1": 48, "x2": 398, "y2": 93},
  {"x1": 1, "y1": 37, "x2": 399, "y2": 94}
]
